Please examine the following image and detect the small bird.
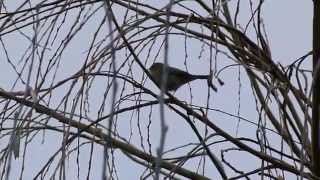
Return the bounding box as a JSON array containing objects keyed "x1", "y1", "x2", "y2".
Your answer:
[{"x1": 149, "y1": 62, "x2": 217, "y2": 91}]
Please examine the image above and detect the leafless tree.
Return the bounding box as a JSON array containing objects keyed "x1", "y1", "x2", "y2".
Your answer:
[{"x1": 0, "y1": 0, "x2": 319, "y2": 179}]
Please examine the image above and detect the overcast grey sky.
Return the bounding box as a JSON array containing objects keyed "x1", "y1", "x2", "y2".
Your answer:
[{"x1": 0, "y1": 1, "x2": 313, "y2": 179}]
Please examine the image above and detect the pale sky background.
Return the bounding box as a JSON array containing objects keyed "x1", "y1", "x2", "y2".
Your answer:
[{"x1": 0, "y1": 1, "x2": 313, "y2": 179}]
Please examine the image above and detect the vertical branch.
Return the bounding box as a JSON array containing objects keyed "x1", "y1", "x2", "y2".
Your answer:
[
  {"x1": 6, "y1": 3, "x2": 41, "y2": 180},
  {"x1": 102, "y1": 1, "x2": 118, "y2": 179},
  {"x1": 312, "y1": 0, "x2": 320, "y2": 177},
  {"x1": 154, "y1": 1, "x2": 172, "y2": 179}
]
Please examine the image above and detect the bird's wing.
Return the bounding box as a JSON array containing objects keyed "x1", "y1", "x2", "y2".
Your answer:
[{"x1": 168, "y1": 67, "x2": 193, "y2": 79}]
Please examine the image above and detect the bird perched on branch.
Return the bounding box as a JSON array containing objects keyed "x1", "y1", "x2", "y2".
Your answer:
[{"x1": 149, "y1": 62, "x2": 217, "y2": 92}]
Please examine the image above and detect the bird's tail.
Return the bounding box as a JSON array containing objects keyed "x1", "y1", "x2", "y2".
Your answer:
[
  {"x1": 190, "y1": 74, "x2": 210, "y2": 80},
  {"x1": 191, "y1": 74, "x2": 217, "y2": 92}
]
